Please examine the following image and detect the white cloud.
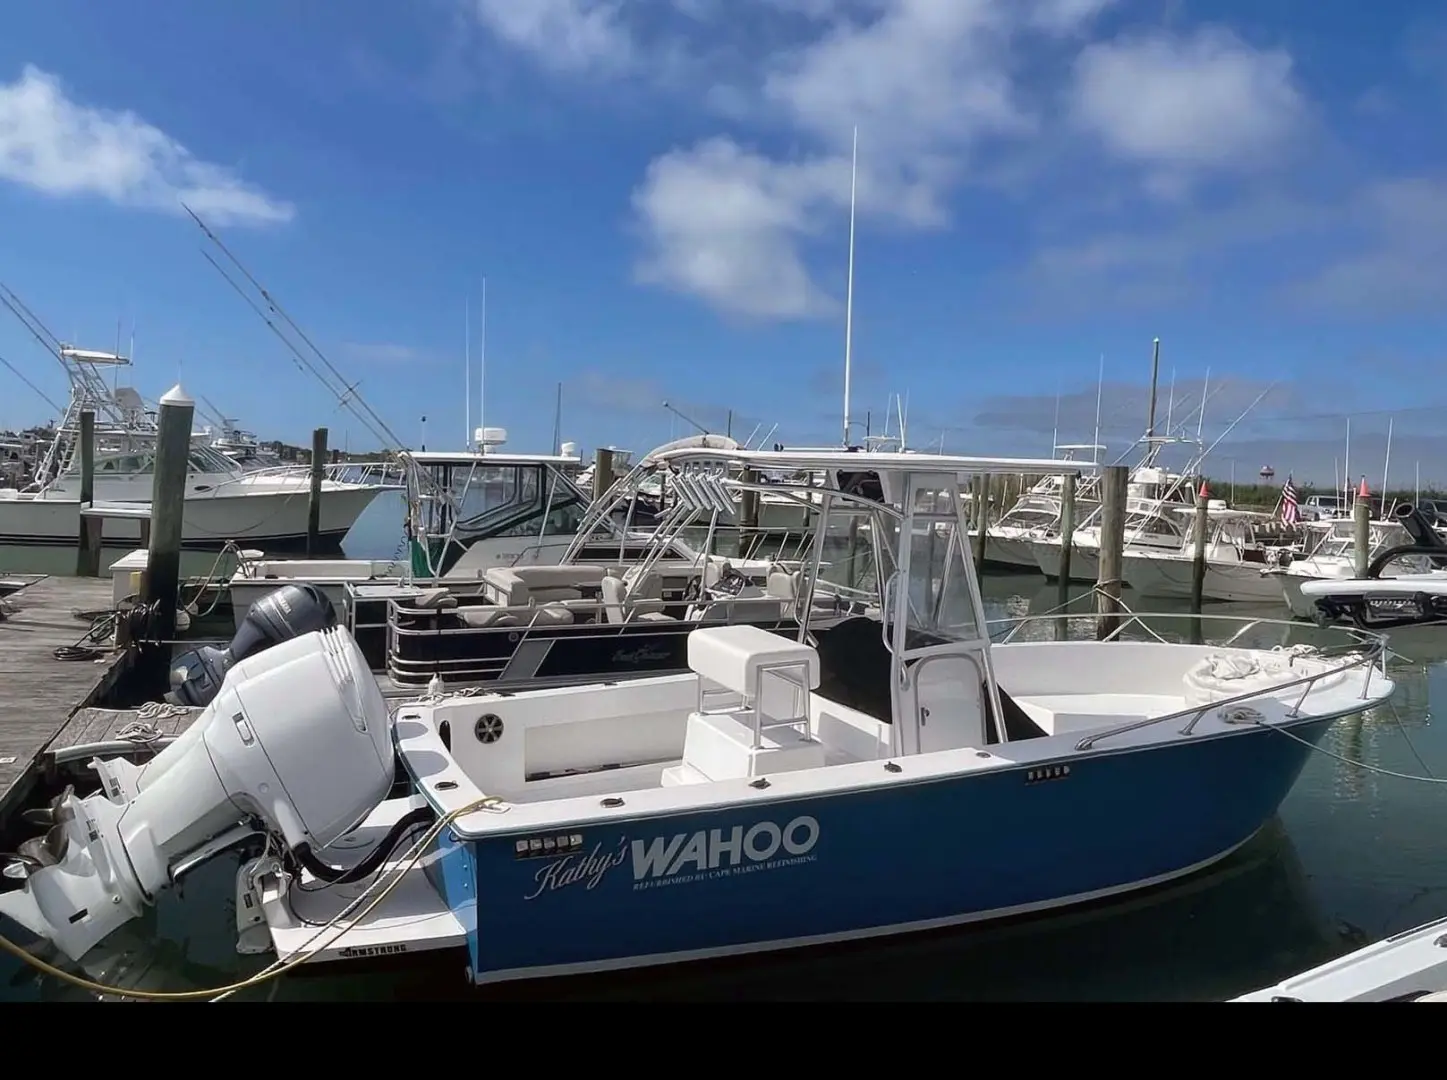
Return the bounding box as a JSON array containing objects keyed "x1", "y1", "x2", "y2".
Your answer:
[
  {"x1": 337, "y1": 342, "x2": 432, "y2": 365},
  {"x1": 0, "y1": 65, "x2": 292, "y2": 226},
  {"x1": 461, "y1": 2, "x2": 1329, "y2": 321},
  {"x1": 631, "y1": 137, "x2": 840, "y2": 319},
  {"x1": 1070, "y1": 28, "x2": 1306, "y2": 198},
  {"x1": 467, "y1": 0, "x2": 636, "y2": 76},
  {"x1": 625, "y1": 0, "x2": 1117, "y2": 319}
]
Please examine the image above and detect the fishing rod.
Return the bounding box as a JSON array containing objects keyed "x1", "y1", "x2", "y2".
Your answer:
[{"x1": 183, "y1": 204, "x2": 405, "y2": 451}]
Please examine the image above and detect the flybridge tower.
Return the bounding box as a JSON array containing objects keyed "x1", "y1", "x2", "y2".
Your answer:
[{"x1": 31, "y1": 345, "x2": 146, "y2": 484}]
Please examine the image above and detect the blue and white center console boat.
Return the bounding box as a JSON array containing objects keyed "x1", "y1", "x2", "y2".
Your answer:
[{"x1": 0, "y1": 449, "x2": 1397, "y2": 990}]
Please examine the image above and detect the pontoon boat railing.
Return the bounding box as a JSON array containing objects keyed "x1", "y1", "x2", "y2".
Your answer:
[
  {"x1": 986, "y1": 598, "x2": 1389, "y2": 752},
  {"x1": 382, "y1": 581, "x2": 873, "y2": 685}
]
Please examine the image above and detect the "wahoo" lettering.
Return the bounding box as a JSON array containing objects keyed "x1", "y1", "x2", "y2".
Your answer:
[
  {"x1": 519, "y1": 814, "x2": 820, "y2": 901},
  {"x1": 630, "y1": 816, "x2": 819, "y2": 880}
]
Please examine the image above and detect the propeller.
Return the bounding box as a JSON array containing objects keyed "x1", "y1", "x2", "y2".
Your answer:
[
  {"x1": 21, "y1": 785, "x2": 75, "y2": 830},
  {"x1": 5, "y1": 786, "x2": 74, "y2": 872},
  {"x1": 18, "y1": 824, "x2": 68, "y2": 866},
  {"x1": 2, "y1": 853, "x2": 42, "y2": 880}
]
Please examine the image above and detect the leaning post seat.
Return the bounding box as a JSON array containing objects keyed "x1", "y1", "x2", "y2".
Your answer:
[{"x1": 665, "y1": 624, "x2": 826, "y2": 785}]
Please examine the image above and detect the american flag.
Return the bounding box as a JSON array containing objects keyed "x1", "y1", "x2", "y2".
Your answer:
[{"x1": 1280, "y1": 475, "x2": 1299, "y2": 525}]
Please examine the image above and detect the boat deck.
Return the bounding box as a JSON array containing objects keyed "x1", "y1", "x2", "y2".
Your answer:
[{"x1": 0, "y1": 575, "x2": 130, "y2": 823}]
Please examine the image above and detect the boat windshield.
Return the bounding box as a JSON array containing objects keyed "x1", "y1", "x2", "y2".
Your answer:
[
  {"x1": 420, "y1": 460, "x2": 589, "y2": 542},
  {"x1": 1124, "y1": 511, "x2": 1183, "y2": 538},
  {"x1": 880, "y1": 483, "x2": 981, "y2": 647},
  {"x1": 996, "y1": 495, "x2": 1059, "y2": 529}
]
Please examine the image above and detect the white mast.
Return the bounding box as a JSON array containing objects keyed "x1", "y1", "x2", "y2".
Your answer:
[
  {"x1": 465, "y1": 292, "x2": 471, "y2": 448},
  {"x1": 1382, "y1": 415, "x2": 1394, "y2": 507},
  {"x1": 486, "y1": 277, "x2": 491, "y2": 448},
  {"x1": 1093, "y1": 354, "x2": 1104, "y2": 464},
  {"x1": 842, "y1": 125, "x2": 858, "y2": 448}
]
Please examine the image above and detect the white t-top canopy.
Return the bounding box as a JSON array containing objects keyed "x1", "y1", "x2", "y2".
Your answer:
[{"x1": 648, "y1": 447, "x2": 1098, "y2": 476}]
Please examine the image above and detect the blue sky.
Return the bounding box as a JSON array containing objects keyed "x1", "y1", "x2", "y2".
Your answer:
[{"x1": 3, "y1": 0, "x2": 1447, "y2": 487}]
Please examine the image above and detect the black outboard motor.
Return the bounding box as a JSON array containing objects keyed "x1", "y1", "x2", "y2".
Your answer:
[
  {"x1": 1362, "y1": 503, "x2": 1447, "y2": 578},
  {"x1": 1392, "y1": 503, "x2": 1447, "y2": 555},
  {"x1": 166, "y1": 583, "x2": 337, "y2": 708}
]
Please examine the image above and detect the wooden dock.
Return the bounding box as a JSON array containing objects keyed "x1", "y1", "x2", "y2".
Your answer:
[
  {"x1": 0, "y1": 575, "x2": 131, "y2": 823},
  {"x1": 46, "y1": 704, "x2": 203, "y2": 765}
]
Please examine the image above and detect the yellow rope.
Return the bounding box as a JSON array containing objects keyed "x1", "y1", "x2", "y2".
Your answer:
[{"x1": 0, "y1": 797, "x2": 497, "y2": 1002}]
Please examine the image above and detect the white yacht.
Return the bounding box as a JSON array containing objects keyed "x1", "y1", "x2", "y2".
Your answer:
[
  {"x1": 1270, "y1": 518, "x2": 1438, "y2": 618},
  {"x1": 0, "y1": 440, "x2": 394, "y2": 551},
  {"x1": 978, "y1": 445, "x2": 1105, "y2": 570},
  {"x1": 1030, "y1": 462, "x2": 1199, "y2": 582},
  {"x1": 1119, "y1": 505, "x2": 1305, "y2": 603}
]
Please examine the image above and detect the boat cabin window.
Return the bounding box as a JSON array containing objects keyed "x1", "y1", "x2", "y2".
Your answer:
[
  {"x1": 1125, "y1": 513, "x2": 1181, "y2": 537},
  {"x1": 95, "y1": 452, "x2": 154, "y2": 474},
  {"x1": 187, "y1": 446, "x2": 243, "y2": 474},
  {"x1": 997, "y1": 495, "x2": 1060, "y2": 528},
  {"x1": 429, "y1": 461, "x2": 589, "y2": 541}
]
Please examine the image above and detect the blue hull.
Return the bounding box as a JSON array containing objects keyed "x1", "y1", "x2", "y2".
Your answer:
[{"x1": 428, "y1": 718, "x2": 1333, "y2": 984}]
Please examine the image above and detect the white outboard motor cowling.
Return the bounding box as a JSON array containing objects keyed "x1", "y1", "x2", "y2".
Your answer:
[{"x1": 0, "y1": 627, "x2": 395, "y2": 964}]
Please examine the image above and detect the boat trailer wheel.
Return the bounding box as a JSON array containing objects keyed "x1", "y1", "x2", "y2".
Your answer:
[{"x1": 475, "y1": 713, "x2": 505, "y2": 744}]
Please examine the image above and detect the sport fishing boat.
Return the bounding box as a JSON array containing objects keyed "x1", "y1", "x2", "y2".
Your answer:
[
  {"x1": 976, "y1": 446, "x2": 1105, "y2": 571},
  {"x1": 0, "y1": 447, "x2": 1396, "y2": 989},
  {"x1": 1119, "y1": 506, "x2": 1310, "y2": 604},
  {"x1": 1270, "y1": 505, "x2": 1447, "y2": 619},
  {"x1": 0, "y1": 346, "x2": 395, "y2": 552},
  {"x1": 1030, "y1": 455, "x2": 1200, "y2": 583}
]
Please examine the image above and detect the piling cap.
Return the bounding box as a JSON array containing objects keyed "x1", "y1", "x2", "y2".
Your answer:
[{"x1": 159, "y1": 383, "x2": 193, "y2": 407}]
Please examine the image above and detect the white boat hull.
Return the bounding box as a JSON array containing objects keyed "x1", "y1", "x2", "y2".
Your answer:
[
  {"x1": 1277, "y1": 571, "x2": 1322, "y2": 619},
  {"x1": 1235, "y1": 913, "x2": 1447, "y2": 1001},
  {"x1": 984, "y1": 530, "x2": 1044, "y2": 569},
  {"x1": 0, "y1": 484, "x2": 387, "y2": 552},
  {"x1": 1031, "y1": 540, "x2": 1100, "y2": 582},
  {"x1": 1122, "y1": 554, "x2": 1284, "y2": 603}
]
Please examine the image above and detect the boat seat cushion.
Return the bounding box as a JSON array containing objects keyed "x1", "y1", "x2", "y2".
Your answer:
[
  {"x1": 413, "y1": 587, "x2": 457, "y2": 610},
  {"x1": 506, "y1": 565, "x2": 610, "y2": 588},
  {"x1": 766, "y1": 570, "x2": 797, "y2": 600},
  {"x1": 458, "y1": 608, "x2": 522, "y2": 628},
  {"x1": 687, "y1": 624, "x2": 819, "y2": 698},
  {"x1": 482, "y1": 565, "x2": 609, "y2": 606}
]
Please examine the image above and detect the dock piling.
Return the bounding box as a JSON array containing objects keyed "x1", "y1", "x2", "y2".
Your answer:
[
  {"x1": 1095, "y1": 465, "x2": 1127, "y2": 640},
  {"x1": 1056, "y1": 470, "x2": 1076, "y2": 609},
  {"x1": 75, "y1": 409, "x2": 102, "y2": 577},
  {"x1": 739, "y1": 467, "x2": 760, "y2": 559},
  {"x1": 139, "y1": 384, "x2": 194, "y2": 692},
  {"x1": 307, "y1": 427, "x2": 328, "y2": 557},
  {"x1": 971, "y1": 475, "x2": 988, "y2": 571},
  {"x1": 592, "y1": 447, "x2": 615, "y2": 504},
  {"x1": 1189, "y1": 482, "x2": 1209, "y2": 613},
  {"x1": 1353, "y1": 497, "x2": 1370, "y2": 578}
]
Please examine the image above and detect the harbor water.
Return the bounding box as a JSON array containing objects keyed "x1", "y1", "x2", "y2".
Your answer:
[{"x1": 3, "y1": 495, "x2": 1447, "y2": 1001}]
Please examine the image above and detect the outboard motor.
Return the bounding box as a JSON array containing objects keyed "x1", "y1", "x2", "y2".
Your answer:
[
  {"x1": 1393, "y1": 503, "x2": 1447, "y2": 557},
  {"x1": 168, "y1": 583, "x2": 336, "y2": 708},
  {"x1": 0, "y1": 627, "x2": 398, "y2": 964},
  {"x1": 1361, "y1": 504, "x2": 1447, "y2": 579}
]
